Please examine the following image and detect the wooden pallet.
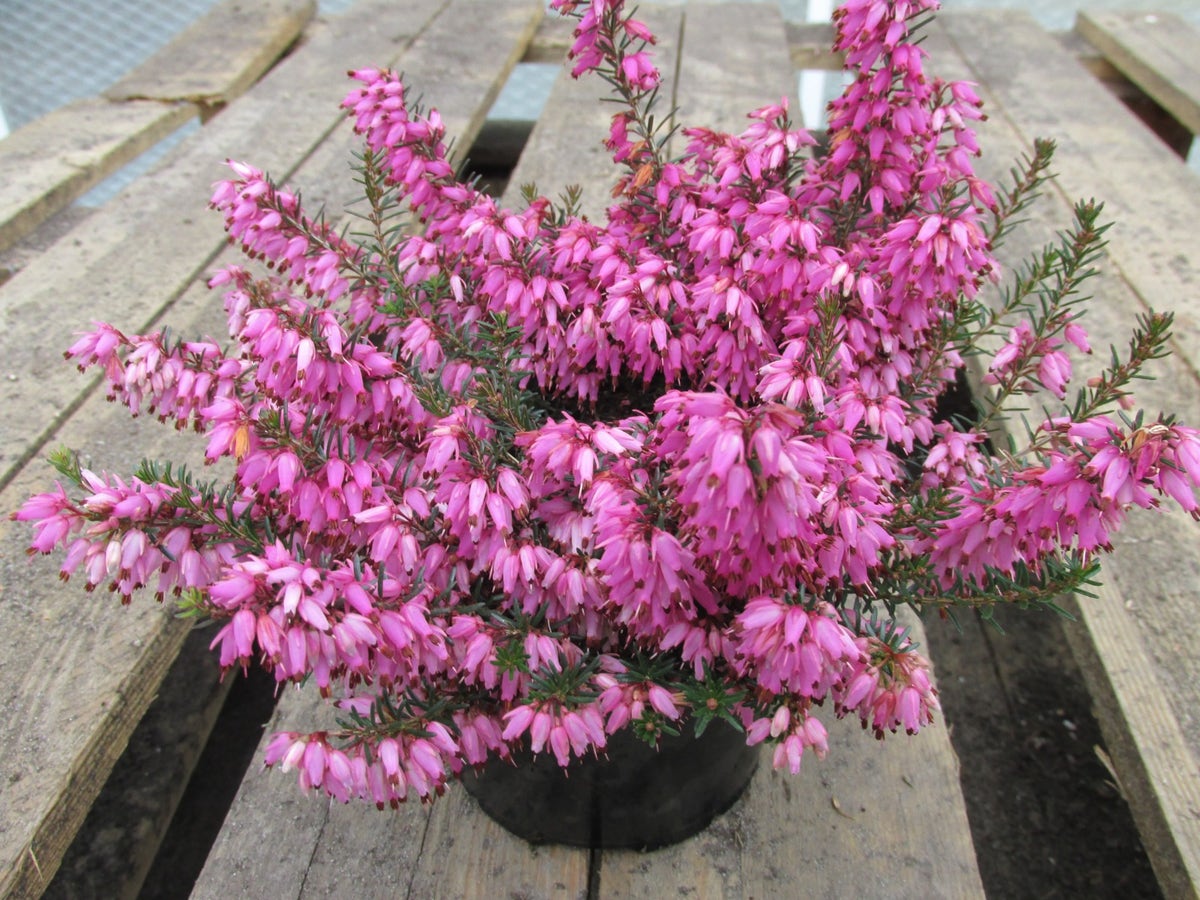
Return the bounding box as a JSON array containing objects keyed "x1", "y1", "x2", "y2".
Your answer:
[
  {"x1": 4, "y1": 2, "x2": 1200, "y2": 898},
  {"x1": 0, "y1": 1, "x2": 537, "y2": 895},
  {"x1": 930, "y1": 10, "x2": 1200, "y2": 899}
]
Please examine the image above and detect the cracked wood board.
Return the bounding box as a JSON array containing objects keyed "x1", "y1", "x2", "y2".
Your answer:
[
  {"x1": 0, "y1": 1, "x2": 471, "y2": 895},
  {"x1": 931, "y1": 14, "x2": 1200, "y2": 897},
  {"x1": 104, "y1": 0, "x2": 316, "y2": 113}
]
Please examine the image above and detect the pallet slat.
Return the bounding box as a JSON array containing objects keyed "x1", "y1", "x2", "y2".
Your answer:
[
  {"x1": 0, "y1": 3, "x2": 462, "y2": 897},
  {"x1": 187, "y1": 3, "x2": 549, "y2": 887},
  {"x1": 672, "y1": 2, "x2": 797, "y2": 137},
  {"x1": 600, "y1": 696, "x2": 982, "y2": 898},
  {"x1": 0, "y1": 0, "x2": 315, "y2": 255},
  {"x1": 932, "y1": 14, "x2": 1200, "y2": 897},
  {"x1": 0, "y1": 0, "x2": 449, "y2": 493},
  {"x1": 784, "y1": 21, "x2": 841, "y2": 72},
  {"x1": 0, "y1": 100, "x2": 193, "y2": 253},
  {"x1": 104, "y1": 0, "x2": 316, "y2": 112},
  {"x1": 1075, "y1": 10, "x2": 1200, "y2": 137}
]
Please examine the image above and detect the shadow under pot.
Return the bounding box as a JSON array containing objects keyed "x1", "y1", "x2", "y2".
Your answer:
[{"x1": 460, "y1": 719, "x2": 760, "y2": 850}]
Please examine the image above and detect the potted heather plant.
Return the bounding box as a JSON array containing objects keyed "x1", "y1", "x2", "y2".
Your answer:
[{"x1": 17, "y1": 0, "x2": 1200, "y2": 849}]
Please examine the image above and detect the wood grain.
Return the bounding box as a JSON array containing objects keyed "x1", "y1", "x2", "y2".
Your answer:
[
  {"x1": 932, "y1": 15, "x2": 1200, "y2": 897},
  {"x1": 0, "y1": 2, "x2": 454, "y2": 896},
  {"x1": 105, "y1": 0, "x2": 316, "y2": 113},
  {"x1": 0, "y1": 0, "x2": 315, "y2": 255},
  {"x1": 0, "y1": 0, "x2": 446, "y2": 493},
  {"x1": 0, "y1": 100, "x2": 192, "y2": 253},
  {"x1": 1075, "y1": 11, "x2": 1200, "y2": 136},
  {"x1": 672, "y1": 2, "x2": 797, "y2": 139}
]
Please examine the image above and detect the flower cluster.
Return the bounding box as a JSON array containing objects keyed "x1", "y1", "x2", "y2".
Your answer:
[{"x1": 16, "y1": 0, "x2": 1200, "y2": 810}]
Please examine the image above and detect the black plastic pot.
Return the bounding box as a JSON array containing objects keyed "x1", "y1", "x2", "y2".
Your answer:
[{"x1": 460, "y1": 720, "x2": 760, "y2": 849}]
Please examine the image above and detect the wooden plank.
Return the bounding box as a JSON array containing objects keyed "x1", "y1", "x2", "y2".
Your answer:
[
  {"x1": 0, "y1": 99, "x2": 193, "y2": 252},
  {"x1": 189, "y1": 690, "x2": 348, "y2": 900},
  {"x1": 601, "y1": 632, "x2": 982, "y2": 898},
  {"x1": 43, "y1": 630, "x2": 233, "y2": 899},
  {"x1": 930, "y1": 16, "x2": 1200, "y2": 897},
  {"x1": 1076, "y1": 11, "x2": 1200, "y2": 136},
  {"x1": 378, "y1": 0, "x2": 544, "y2": 172},
  {"x1": 0, "y1": 3, "x2": 458, "y2": 897},
  {"x1": 523, "y1": 13, "x2": 577, "y2": 64},
  {"x1": 403, "y1": 790, "x2": 590, "y2": 900},
  {"x1": 599, "y1": 605, "x2": 981, "y2": 895},
  {"x1": 0, "y1": 440, "x2": 196, "y2": 900},
  {"x1": 0, "y1": 0, "x2": 449, "y2": 495},
  {"x1": 785, "y1": 21, "x2": 841, "y2": 71},
  {"x1": 0, "y1": 0, "x2": 316, "y2": 255},
  {"x1": 937, "y1": 11, "x2": 1200, "y2": 372},
  {"x1": 104, "y1": 0, "x2": 316, "y2": 115},
  {"x1": 187, "y1": 5, "x2": 551, "y2": 893},
  {"x1": 673, "y1": 2, "x2": 798, "y2": 139}
]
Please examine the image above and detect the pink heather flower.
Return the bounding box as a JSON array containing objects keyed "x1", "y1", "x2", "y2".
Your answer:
[
  {"x1": 985, "y1": 316, "x2": 1090, "y2": 400},
  {"x1": 15, "y1": 0, "x2": 1200, "y2": 812},
  {"x1": 744, "y1": 704, "x2": 829, "y2": 775},
  {"x1": 733, "y1": 597, "x2": 864, "y2": 697},
  {"x1": 837, "y1": 635, "x2": 941, "y2": 737},
  {"x1": 501, "y1": 702, "x2": 606, "y2": 766}
]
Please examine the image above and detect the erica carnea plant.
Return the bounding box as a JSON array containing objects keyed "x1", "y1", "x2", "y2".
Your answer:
[{"x1": 17, "y1": 0, "x2": 1200, "y2": 806}]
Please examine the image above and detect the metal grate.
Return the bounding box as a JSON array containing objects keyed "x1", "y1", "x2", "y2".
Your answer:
[{"x1": 0, "y1": 0, "x2": 221, "y2": 132}]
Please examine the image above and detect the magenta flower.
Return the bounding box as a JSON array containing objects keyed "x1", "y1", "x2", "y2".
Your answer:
[{"x1": 15, "y1": 0, "x2": 1200, "y2": 808}]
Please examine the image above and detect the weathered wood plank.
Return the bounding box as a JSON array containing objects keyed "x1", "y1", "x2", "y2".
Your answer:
[
  {"x1": 931, "y1": 15, "x2": 1200, "y2": 897},
  {"x1": 673, "y1": 2, "x2": 797, "y2": 139},
  {"x1": 42, "y1": 629, "x2": 233, "y2": 899},
  {"x1": 405, "y1": 790, "x2": 589, "y2": 900},
  {"x1": 105, "y1": 0, "x2": 316, "y2": 114},
  {"x1": 0, "y1": 0, "x2": 316, "y2": 255},
  {"x1": 0, "y1": 0, "x2": 449, "y2": 494},
  {"x1": 189, "y1": 690, "x2": 346, "y2": 900},
  {"x1": 523, "y1": 13, "x2": 577, "y2": 64},
  {"x1": 0, "y1": 444, "x2": 196, "y2": 900},
  {"x1": 0, "y1": 2, "x2": 458, "y2": 897},
  {"x1": 381, "y1": 0, "x2": 544, "y2": 173},
  {"x1": 1076, "y1": 11, "x2": 1200, "y2": 137},
  {"x1": 600, "y1": 615, "x2": 982, "y2": 897},
  {"x1": 0, "y1": 99, "x2": 193, "y2": 252},
  {"x1": 785, "y1": 21, "x2": 841, "y2": 71},
  {"x1": 938, "y1": 11, "x2": 1200, "y2": 370}
]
